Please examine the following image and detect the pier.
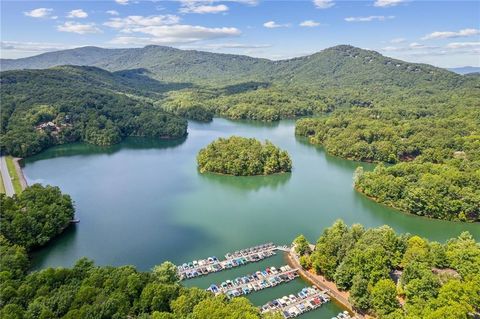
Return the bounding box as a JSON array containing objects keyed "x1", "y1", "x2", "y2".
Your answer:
[
  {"x1": 260, "y1": 286, "x2": 331, "y2": 318},
  {"x1": 207, "y1": 265, "x2": 299, "y2": 297},
  {"x1": 177, "y1": 243, "x2": 279, "y2": 280}
]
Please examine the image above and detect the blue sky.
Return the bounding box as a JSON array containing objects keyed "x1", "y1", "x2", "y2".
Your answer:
[{"x1": 1, "y1": 0, "x2": 479, "y2": 67}]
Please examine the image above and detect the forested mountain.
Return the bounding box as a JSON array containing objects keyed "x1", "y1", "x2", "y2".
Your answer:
[
  {"x1": 1, "y1": 46, "x2": 479, "y2": 222},
  {"x1": 0, "y1": 46, "x2": 129, "y2": 71},
  {"x1": 1, "y1": 45, "x2": 274, "y2": 85},
  {"x1": 1, "y1": 45, "x2": 471, "y2": 88},
  {"x1": 0, "y1": 66, "x2": 187, "y2": 157},
  {"x1": 274, "y1": 45, "x2": 468, "y2": 89}
]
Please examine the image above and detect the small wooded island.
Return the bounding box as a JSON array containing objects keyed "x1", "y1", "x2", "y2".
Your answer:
[{"x1": 197, "y1": 136, "x2": 292, "y2": 176}]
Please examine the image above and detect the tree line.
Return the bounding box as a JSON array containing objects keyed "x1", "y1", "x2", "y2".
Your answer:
[
  {"x1": 0, "y1": 184, "x2": 281, "y2": 319},
  {"x1": 295, "y1": 88, "x2": 480, "y2": 222},
  {"x1": 293, "y1": 220, "x2": 480, "y2": 319}
]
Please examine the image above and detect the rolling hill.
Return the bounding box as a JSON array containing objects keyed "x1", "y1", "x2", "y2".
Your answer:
[
  {"x1": 1, "y1": 45, "x2": 471, "y2": 89},
  {"x1": 1, "y1": 45, "x2": 478, "y2": 156},
  {"x1": 0, "y1": 65, "x2": 187, "y2": 157}
]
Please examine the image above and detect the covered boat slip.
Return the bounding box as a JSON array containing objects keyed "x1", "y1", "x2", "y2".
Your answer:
[{"x1": 177, "y1": 243, "x2": 354, "y2": 318}]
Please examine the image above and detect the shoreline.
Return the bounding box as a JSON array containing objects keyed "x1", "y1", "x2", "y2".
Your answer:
[
  {"x1": 285, "y1": 250, "x2": 368, "y2": 319},
  {"x1": 13, "y1": 157, "x2": 28, "y2": 191}
]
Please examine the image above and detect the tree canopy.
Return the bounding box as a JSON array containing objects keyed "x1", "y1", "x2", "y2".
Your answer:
[
  {"x1": 0, "y1": 67, "x2": 188, "y2": 157},
  {"x1": 302, "y1": 220, "x2": 480, "y2": 318},
  {"x1": 296, "y1": 89, "x2": 480, "y2": 222},
  {"x1": 197, "y1": 136, "x2": 292, "y2": 176},
  {"x1": 0, "y1": 184, "x2": 75, "y2": 250}
]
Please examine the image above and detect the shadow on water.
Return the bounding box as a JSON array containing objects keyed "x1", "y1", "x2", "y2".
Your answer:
[
  {"x1": 30, "y1": 224, "x2": 79, "y2": 261},
  {"x1": 221, "y1": 118, "x2": 282, "y2": 129},
  {"x1": 353, "y1": 188, "x2": 480, "y2": 241},
  {"x1": 23, "y1": 136, "x2": 187, "y2": 163},
  {"x1": 198, "y1": 171, "x2": 292, "y2": 192},
  {"x1": 295, "y1": 135, "x2": 377, "y2": 171},
  {"x1": 31, "y1": 209, "x2": 218, "y2": 271}
]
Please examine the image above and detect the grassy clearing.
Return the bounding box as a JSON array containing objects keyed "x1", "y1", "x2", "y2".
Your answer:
[
  {"x1": 0, "y1": 171, "x2": 5, "y2": 194},
  {"x1": 6, "y1": 156, "x2": 23, "y2": 194}
]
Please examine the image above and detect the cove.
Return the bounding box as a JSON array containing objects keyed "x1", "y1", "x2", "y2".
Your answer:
[{"x1": 23, "y1": 118, "x2": 479, "y2": 318}]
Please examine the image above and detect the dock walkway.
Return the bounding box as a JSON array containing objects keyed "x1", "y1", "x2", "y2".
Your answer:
[
  {"x1": 286, "y1": 249, "x2": 365, "y2": 319},
  {"x1": 177, "y1": 243, "x2": 278, "y2": 280},
  {"x1": 208, "y1": 265, "x2": 299, "y2": 297}
]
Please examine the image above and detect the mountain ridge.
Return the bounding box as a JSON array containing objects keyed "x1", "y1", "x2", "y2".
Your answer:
[
  {"x1": 1, "y1": 44, "x2": 466, "y2": 88},
  {"x1": 448, "y1": 66, "x2": 480, "y2": 75}
]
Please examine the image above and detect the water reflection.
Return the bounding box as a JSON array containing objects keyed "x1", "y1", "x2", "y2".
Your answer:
[
  {"x1": 23, "y1": 136, "x2": 187, "y2": 163},
  {"x1": 198, "y1": 171, "x2": 292, "y2": 192}
]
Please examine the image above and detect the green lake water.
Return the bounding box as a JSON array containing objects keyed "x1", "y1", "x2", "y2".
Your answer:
[{"x1": 24, "y1": 118, "x2": 479, "y2": 318}]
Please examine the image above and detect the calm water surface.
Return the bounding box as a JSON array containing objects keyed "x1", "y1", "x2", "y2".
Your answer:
[{"x1": 24, "y1": 118, "x2": 479, "y2": 318}]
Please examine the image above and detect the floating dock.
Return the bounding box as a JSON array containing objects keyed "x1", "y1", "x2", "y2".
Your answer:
[
  {"x1": 177, "y1": 243, "x2": 280, "y2": 280},
  {"x1": 260, "y1": 286, "x2": 331, "y2": 319},
  {"x1": 207, "y1": 265, "x2": 299, "y2": 298}
]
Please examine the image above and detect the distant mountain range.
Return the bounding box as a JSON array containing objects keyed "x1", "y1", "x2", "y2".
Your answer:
[
  {"x1": 0, "y1": 45, "x2": 471, "y2": 89},
  {"x1": 448, "y1": 66, "x2": 480, "y2": 75}
]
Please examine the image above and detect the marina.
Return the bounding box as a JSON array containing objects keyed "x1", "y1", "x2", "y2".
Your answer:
[
  {"x1": 207, "y1": 265, "x2": 299, "y2": 297},
  {"x1": 260, "y1": 286, "x2": 331, "y2": 318},
  {"x1": 177, "y1": 243, "x2": 277, "y2": 280}
]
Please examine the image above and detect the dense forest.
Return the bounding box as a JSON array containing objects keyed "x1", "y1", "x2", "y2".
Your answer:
[
  {"x1": 197, "y1": 136, "x2": 292, "y2": 176},
  {"x1": 2, "y1": 45, "x2": 479, "y2": 221},
  {"x1": 0, "y1": 184, "x2": 280, "y2": 319},
  {"x1": 0, "y1": 184, "x2": 75, "y2": 250},
  {"x1": 293, "y1": 220, "x2": 480, "y2": 319},
  {"x1": 296, "y1": 87, "x2": 480, "y2": 221},
  {"x1": 0, "y1": 66, "x2": 187, "y2": 157}
]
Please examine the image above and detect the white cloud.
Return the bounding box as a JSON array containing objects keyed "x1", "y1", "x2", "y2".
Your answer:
[
  {"x1": 0, "y1": 41, "x2": 78, "y2": 59},
  {"x1": 345, "y1": 15, "x2": 394, "y2": 22},
  {"x1": 104, "y1": 13, "x2": 239, "y2": 44},
  {"x1": 110, "y1": 25, "x2": 241, "y2": 45},
  {"x1": 390, "y1": 37, "x2": 406, "y2": 43},
  {"x1": 446, "y1": 42, "x2": 480, "y2": 49},
  {"x1": 374, "y1": 0, "x2": 405, "y2": 7},
  {"x1": 313, "y1": 0, "x2": 334, "y2": 9},
  {"x1": 203, "y1": 43, "x2": 271, "y2": 49},
  {"x1": 263, "y1": 21, "x2": 290, "y2": 28},
  {"x1": 131, "y1": 25, "x2": 239, "y2": 39},
  {"x1": 408, "y1": 42, "x2": 430, "y2": 49},
  {"x1": 180, "y1": 42, "x2": 271, "y2": 50},
  {"x1": 1, "y1": 41, "x2": 72, "y2": 52},
  {"x1": 421, "y1": 28, "x2": 480, "y2": 40},
  {"x1": 224, "y1": 0, "x2": 258, "y2": 4},
  {"x1": 300, "y1": 20, "x2": 320, "y2": 27},
  {"x1": 106, "y1": 10, "x2": 119, "y2": 16},
  {"x1": 67, "y1": 9, "x2": 88, "y2": 19},
  {"x1": 24, "y1": 8, "x2": 56, "y2": 19},
  {"x1": 115, "y1": 0, "x2": 129, "y2": 5},
  {"x1": 382, "y1": 42, "x2": 437, "y2": 51},
  {"x1": 179, "y1": 1, "x2": 229, "y2": 14},
  {"x1": 104, "y1": 15, "x2": 180, "y2": 30},
  {"x1": 57, "y1": 22, "x2": 102, "y2": 34}
]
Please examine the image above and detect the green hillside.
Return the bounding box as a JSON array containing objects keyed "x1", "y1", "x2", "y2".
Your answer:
[
  {"x1": 0, "y1": 66, "x2": 187, "y2": 157},
  {"x1": 1, "y1": 45, "x2": 471, "y2": 88}
]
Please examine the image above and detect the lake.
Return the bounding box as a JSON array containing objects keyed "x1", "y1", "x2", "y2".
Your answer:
[{"x1": 24, "y1": 118, "x2": 479, "y2": 318}]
